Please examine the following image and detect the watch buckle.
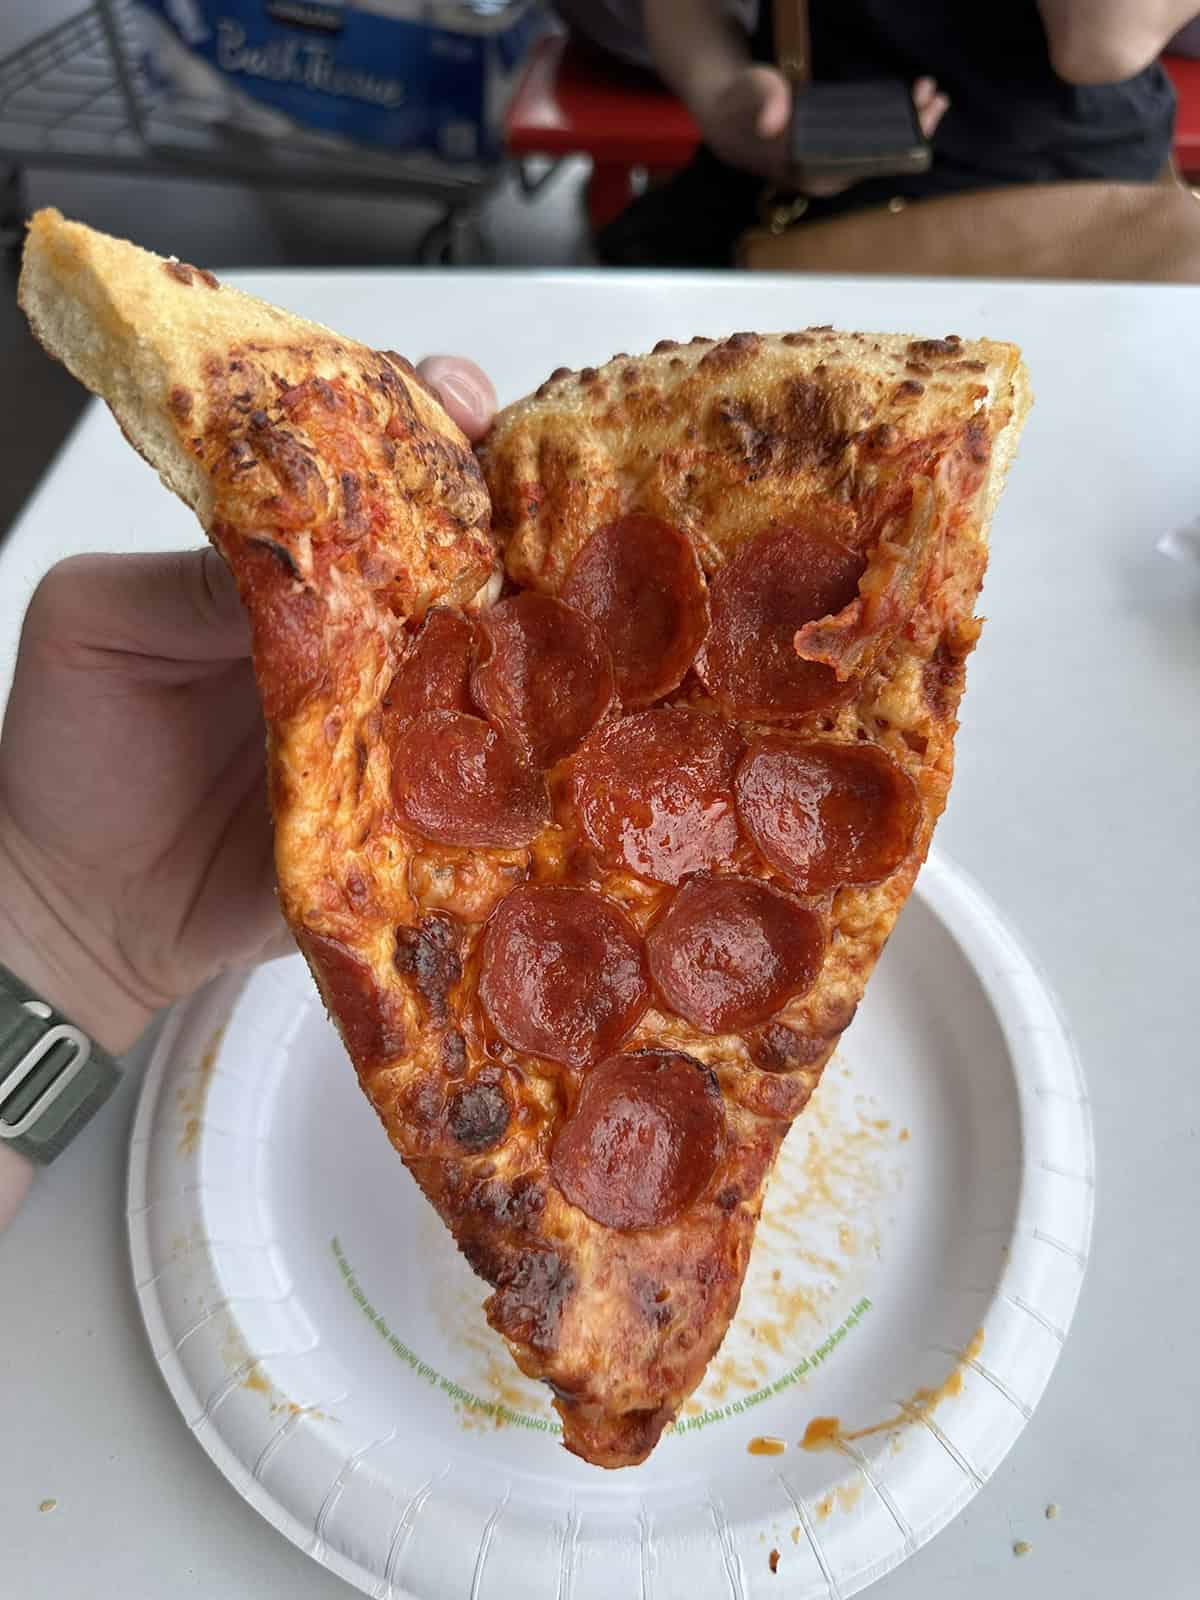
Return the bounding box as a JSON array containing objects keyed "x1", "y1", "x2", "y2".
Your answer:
[{"x1": 0, "y1": 1013, "x2": 92, "y2": 1139}]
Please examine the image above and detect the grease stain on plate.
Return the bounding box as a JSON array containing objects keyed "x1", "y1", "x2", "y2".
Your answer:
[
  {"x1": 747, "y1": 1435, "x2": 787, "y2": 1456},
  {"x1": 176, "y1": 1023, "x2": 226, "y2": 1156},
  {"x1": 220, "y1": 1319, "x2": 326, "y2": 1420},
  {"x1": 801, "y1": 1327, "x2": 984, "y2": 1451}
]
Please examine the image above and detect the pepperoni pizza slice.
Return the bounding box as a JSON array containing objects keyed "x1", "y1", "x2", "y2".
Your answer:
[{"x1": 20, "y1": 212, "x2": 1030, "y2": 1468}]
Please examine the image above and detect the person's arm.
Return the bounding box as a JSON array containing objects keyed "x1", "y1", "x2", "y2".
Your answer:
[
  {"x1": 644, "y1": 0, "x2": 755, "y2": 114},
  {"x1": 644, "y1": 0, "x2": 793, "y2": 179},
  {"x1": 1038, "y1": 0, "x2": 1198, "y2": 84},
  {"x1": 643, "y1": 0, "x2": 949, "y2": 186},
  {"x1": 0, "y1": 839, "x2": 134, "y2": 1228}
]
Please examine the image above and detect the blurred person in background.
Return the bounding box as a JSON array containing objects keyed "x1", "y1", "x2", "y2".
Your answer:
[
  {"x1": 552, "y1": 0, "x2": 755, "y2": 72},
  {"x1": 599, "y1": 0, "x2": 1188, "y2": 267}
]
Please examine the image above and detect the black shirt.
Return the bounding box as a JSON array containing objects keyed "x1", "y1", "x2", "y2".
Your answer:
[
  {"x1": 599, "y1": 0, "x2": 1175, "y2": 265},
  {"x1": 754, "y1": 0, "x2": 1175, "y2": 193}
]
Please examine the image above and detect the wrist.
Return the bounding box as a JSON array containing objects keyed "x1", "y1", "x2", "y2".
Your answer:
[
  {"x1": 0, "y1": 1143, "x2": 34, "y2": 1229},
  {"x1": 0, "y1": 817, "x2": 151, "y2": 1056}
]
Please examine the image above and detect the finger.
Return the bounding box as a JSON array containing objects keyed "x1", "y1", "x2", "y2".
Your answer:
[
  {"x1": 919, "y1": 92, "x2": 950, "y2": 139},
  {"x1": 0, "y1": 1145, "x2": 34, "y2": 1234},
  {"x1": 913, "y1": 76, "x2": 937, "y2": 108},
  {"x1": 753, "y1": 68, "x2": 793, "y2": 140},
  {"x1": 417, "y1": 356, "x2": 497, "y2": 443},
  {"x1": 28, "y1": 548, "x2": 249, "y2": 666}
]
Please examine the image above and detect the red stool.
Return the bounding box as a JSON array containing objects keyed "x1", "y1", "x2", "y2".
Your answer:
[
  {"x1": 1163, "y1": 53, "x2": 1200, "y2": 180},
  {"x1": 505, "y1": 33, "x2": 700, "y2": 232}
]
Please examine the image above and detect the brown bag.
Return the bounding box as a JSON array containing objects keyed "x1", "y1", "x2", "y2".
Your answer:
[{"x1": 742, "y1": 3, "x2": 1200, "y2": 282}]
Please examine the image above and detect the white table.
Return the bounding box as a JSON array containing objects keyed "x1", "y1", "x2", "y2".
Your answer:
[{"x1": 3, "y1": 271, "x2": 1198, "y2": 1599}]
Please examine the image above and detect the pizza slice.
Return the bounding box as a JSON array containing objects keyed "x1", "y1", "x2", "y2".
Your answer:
[{"x1": 20, "y1": 210, "x2": 1030, "y2": 1468}]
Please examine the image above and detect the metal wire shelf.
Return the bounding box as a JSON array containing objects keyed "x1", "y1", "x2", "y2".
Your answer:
[{"x1": 0, "y1": 0, "x2": 501, "y2": 257}]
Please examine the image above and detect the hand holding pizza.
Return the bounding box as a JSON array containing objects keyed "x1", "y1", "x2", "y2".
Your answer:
[{"x1": 0, "y1": 355, "x2": 496, "y2": 1061}]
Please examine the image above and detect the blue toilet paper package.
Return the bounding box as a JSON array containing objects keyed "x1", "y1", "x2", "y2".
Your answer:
[{"x1": 135, "y1": 0, "x2": 544, "y2": 164}]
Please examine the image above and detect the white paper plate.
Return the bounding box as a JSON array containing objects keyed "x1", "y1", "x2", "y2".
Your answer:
[{"x1": 127, "y1": 851, "x2": 1092, "y2": 1598}]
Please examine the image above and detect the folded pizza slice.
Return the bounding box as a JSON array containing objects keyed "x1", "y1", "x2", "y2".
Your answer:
[{"x1": 21, "y1": 211, "x2": 1029, "y2": 1467}]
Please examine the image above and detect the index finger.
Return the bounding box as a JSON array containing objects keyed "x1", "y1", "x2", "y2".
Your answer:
[{"x1": 417, "y1": 356, "x2": 497, "y2": 443}]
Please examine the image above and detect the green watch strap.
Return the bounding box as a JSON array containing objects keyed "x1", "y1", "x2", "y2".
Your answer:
[{"x1": 0, "y1": 961, "x2": 121, "y2": 1164}]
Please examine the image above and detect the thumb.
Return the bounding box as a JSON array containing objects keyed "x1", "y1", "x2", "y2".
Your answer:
[
  {"x1": 752, "y1": 68, "x2": 793, "y2": 140},
  {"x1": 29, "y1": 548, "x2": 250, "y2": 664}
]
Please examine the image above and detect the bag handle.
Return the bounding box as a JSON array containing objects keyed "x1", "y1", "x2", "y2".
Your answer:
[{"x1": 774, "y1": 0, "x2": 812, "y2": 84}]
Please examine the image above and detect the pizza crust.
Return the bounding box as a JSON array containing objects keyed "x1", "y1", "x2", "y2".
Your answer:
[{"x1": 19, "y1": 209, "x2": 493, "y2": 620}]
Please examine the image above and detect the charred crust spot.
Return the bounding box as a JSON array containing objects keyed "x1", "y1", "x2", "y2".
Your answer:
[
  {"x1": 447, "y1": 1069, "x2": 510, "y2": 1153},
  {"x1": 669, "y1": 357, "x2": 685, "y2": 371},
  {"x1": 247, "y1": 535, "x2": 301, "y2": 578},
  {"x1": 964, "y1": 416, "x2": 990, "y2": 463},
  {"x1": 381, "y1": 349, "x2": 439, "y2": 404},
  {"x1": 402, "y1": 1075, "x2": 445, "y2": 1136},
  {"x1": 716, "y1": 377, "x2": 846, "y2": 477},
  {"x1": 781, "y1": 332, "x2": 815, "y2": 346},
  {"x1": 948, "y1": 358, "x2": 988, "y2": 373},
  {"x1": 485, "y1": 1249, "x2": 574, "y2": 1352},
  {"x1": 700, "y1": 332, "x2": 762, "y2": 372},
  {"x1": 168, "y1": 386, "x2": 193, "y2": 423},
  {"x1": 715, "y1": 1185, "x2": 741, "y2": 1213},
  {"x1": 227, "y1": 438, "x2": 260, "y2": 473},
  {"x1": 907, "y1": 338, "x2": 959, "y2": 361},
  {"x1": 579, "y1": 367, "x2": 598, "y2": 384},
  {"x1": 340, "y1": 470, "x2": 368, "y2": 537},
  {"x1": 635, "y1": 1277, "x2": 673, "y2": 1329},
  {"x1": 164, "y1": 259, "x2": 218, "y2": 288},
  {"x1": 470, "y1": 1171, "x2": 545, "y2": 1230},
  {"x1": 905, "y1": 360, "x2": 932, "y2": 377},
  {"x1": 621, "y1": 365, "x2": 638, "y2": 384},
  {"x1": 442, "y1": 1031, "x2": 468, "y2": 1078},
  {"x1": 750, "y1": 1020, "x2": 848, "y2": 1073},
  {"x1": 863, "y1": 421, "x2": 899, "y2": 453},
  {"x1": 549, "y1": 366, "x2": 571, "y2": 382},
  {"x1": 653, "y1": 338, "x2": 680, "y2": 354},
  {"x1": 923, "y1": 635, "x2": 967, "y2": 718},
  {"x1": 394, "y1": 912, "x2": 462, "y2": 1023},
  {"x1": 896, "y1": 378, "x2": 925, "y2": 397}
]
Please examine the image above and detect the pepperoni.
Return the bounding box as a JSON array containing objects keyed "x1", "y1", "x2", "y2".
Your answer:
[
  {"x1": 695, "y1": 523, "x2": 867, "y2": 718},
  {"x1": 298, "y1": 929, "x2": 404, "y2": 1062},
  {"x1": 560, "y1": 514, "x2": 709, "y2": 708},
  {"x1": 390, "y1": 710, "x2": 549, "y2": 849},
  {"x1": 647, "y1": 874, "x2": 825, "y2": 1033},
  {"x1": 472, "y1": 593, "x2": 614, "y2": 768},
  {"x1": 479, "y1": 885, "x2": 649, "y2": 1068},
  {"x1": 736, "y1": 737, "x2": 921, "y2": 893},
  {"x1": 384, "y1": 607, "x2": 476, "y2": 722},
  {"x1": 550, "y1": 1051, "x2": 725, "y2": 1230},
  {"x1": 569, "y1": 708, "x2": 743, "y2": 886}
]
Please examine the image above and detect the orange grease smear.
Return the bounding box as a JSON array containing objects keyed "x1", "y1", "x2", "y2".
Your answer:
[
  {"x1": 801, "y1": 1328, "x2": 984, "y2": 1450},
  {"x1": 747, "y1": 1435, "x2": 787, "y2": 1456}
]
